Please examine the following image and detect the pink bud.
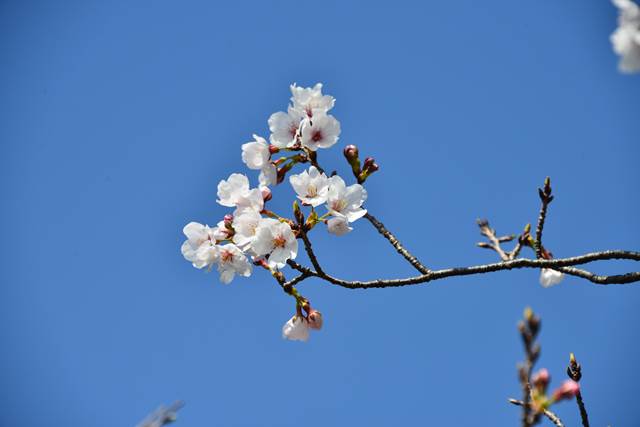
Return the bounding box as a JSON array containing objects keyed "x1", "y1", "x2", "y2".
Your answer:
[
  {"x1": 269, "y1": 145, "x2": 280, "y2": 155},
  {"x1": 343, "y1": 145, "x2": 359, "y2": 161},
  {"x1": 532, "y1": 368, "x2": 550, "y2": 391},
  {"x1": 307, "y1": 309, "x2": 323, "y2": 330},
  {"x1": 552, "y1": 380, "x2": 580, "y2": 402},
  {"x1": 261, "y1": 187, "x2": 272, "y2": 202},
  {"x1": 223, "y1": 214, "x2": 233, "y2": 223},
  {"x1": 363, "y1": 157, "x2": 379, "y2": 173}
]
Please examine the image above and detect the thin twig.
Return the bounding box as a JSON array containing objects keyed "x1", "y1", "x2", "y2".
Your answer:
[
  {"x1": 364, "y1": 212, "x2": 430, "y2": 274},
  {"x1": 295, "y1": 213, "x2": 325, "y2": 275},
  {"x1": 477, "y1": 219, "x2": 515, "y2": 261},
  {"x1": 535, "y1": 177, "x2": 553, "y2": 259},
  {"x1": 509, "y1": 399, "x2": 564, "y2": 427},
  {"x1": 286, "y1": 250, "x2": 640, "y2": 289}
]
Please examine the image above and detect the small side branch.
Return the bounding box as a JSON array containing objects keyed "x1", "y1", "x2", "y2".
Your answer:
[
  {"x1": 509, "y1": 399, "x2": 564, "y2": 427},
  {"x1": 535, "y1": 177, "x2": 554, "y2": 259},
  {"x1": 364, "y1": 212, "x2": 430, "y2": 274}
]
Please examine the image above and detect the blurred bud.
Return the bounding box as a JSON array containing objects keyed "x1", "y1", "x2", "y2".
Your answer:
[
  {"x1": 269, "y1": 145, "x2": 280, "y2": 155},
  {"x1": 223, "y1": 214, "x2": 234, "y2": 224},
  {"x1": 551, "y1": 380, "x2": 580, "y2": 402},
  {"x1": 307, "y1": 309, "x2": 323, "y2": 330},
  {"x1": 362, "y1": 157, "x2": 379, "y2": 173},
  {"x1": 261, "y1": 186, "x2": 272, "y2": 202},
  {"x1": 532, "y1": 368, "x2": 551, "y2": 392}
]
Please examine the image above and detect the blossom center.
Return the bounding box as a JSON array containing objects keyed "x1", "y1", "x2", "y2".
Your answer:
[
  {"x1": 221, "y1": 250, "x2": 234, "y2": 263},
  {"x1": 307, "y1": 185, "x2": 318, "y2": 198},
  {"x1": 331, "y1": 199, "x2": 347, "y2": 212},
  {"x1": 311, "y1": 130, "x2": 323, "y2": 142},
  {"x1": 273, "y1": 235, "x2": 287, "y2": 248}
]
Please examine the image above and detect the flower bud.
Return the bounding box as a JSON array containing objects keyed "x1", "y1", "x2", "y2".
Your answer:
[
  {"x1": 363, "y1": 157, "x2": 379, "y2": 173},
  {"x1": 223, "y1": 214, "x2": 234, "y2": 224},
  {"x1": 343, "y1": 144, "x2": 359, "y2": 161},
  {"x1": 269, "y1": 145, "x2": 280, "y2": 155},
  {"x1": 307, "y1": 309, "x2": 323, "y2": 330},
  {"x1": 551, "y1": 380, "x2": 580, "y2": 402},
  {"x1": 261, "y1": 186, "x2": 272, "y2": 202},
  {"x1": 532, "y1": 368, "x2": 550, "y2": 392}
]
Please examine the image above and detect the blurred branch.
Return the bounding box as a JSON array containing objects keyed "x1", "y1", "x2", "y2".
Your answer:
[
  {"x1": 509, "y1": 399, "x2": 564, "y2": 427},
  {"x1": 136, "y1": 401, "x2": 184, "y2": 427}
]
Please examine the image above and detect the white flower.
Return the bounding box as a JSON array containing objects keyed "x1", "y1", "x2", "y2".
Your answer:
[
  {"x1": 282, "y1": 315, "x2": 310, "y2": 342},
  {"x1": 241, "y1": 134, "x2": 270, "y2": 170},
  {"x1": 259, "y1": 163, "x2": 277, "y2": 187},
  {"x1": 540, "y1": 268, "x2": 564, "y2": 288},
  {"x1": 232, "y1": 210, "x2": 263, "y2": 249},
  {"x1": 299, "y1": 113, "x2": 341, "y2": 151},
  {"x1": 252, "y1": 219, "x2": 298, "y2": 268},
  {"x1": 611, "y1": 0, "x2": 640, "y2": 73},
  {"x1": 181, "y1": 222, "x2": 217, "y2": 268},
  {"x1": 326, "y1": 216, "x2": 352, "y2": 236},
  {"x1": 217, "y1": 173, "x2": 250, "y2": 207},
  {"x1": 290, "y1": 83, "x2": 335, "y2": 118},
  {"x1": 268, "y1": 107, "x2": 303, "y2": 148},
  {"x1": 289, "y1": 166, "x2": 329, "y2": 207},
  {"x1": 216, "y1": 243, "x2": 252, "y2": 284},
  {"x1": 326, "y1": 175, "x2": 367, "y2": 222},
  {"x1": 234, "y1": 188, "x2": 264, "y2": 215}
]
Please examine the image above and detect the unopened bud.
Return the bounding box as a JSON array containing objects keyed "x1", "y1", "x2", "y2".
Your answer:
[
  {"x1": 269, "y1": 145, "x2": 280, "y2": 155},
  {"x1": 307, "y1": 309, "x2": 323, "y2": 330},
  {"x1": 567, "y1": 353, "x2": 582, "y2": 382},
  {"x1": 223, "y1": 214, "x2": 234, "y2": 224},
  {"x1": 532, "y1": 368, "x2": 550, "y2": 392},
  {"x1": 343, "y1": 144, "x2": 359, "y2": 161},
  {"x1": 362, "y1": 157, "x2": 378, "y2": 171},
  {"x1": 551, "y1": 380, "x2": 580, "y2": 402},
  {"x1": 261, "y1": 186, "x2": 272, "y2": 202}
]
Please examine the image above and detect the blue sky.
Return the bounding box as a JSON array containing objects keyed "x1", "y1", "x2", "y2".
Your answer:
[{"x1": 1, "y1": 1, "x2": 638, "y2": 426}]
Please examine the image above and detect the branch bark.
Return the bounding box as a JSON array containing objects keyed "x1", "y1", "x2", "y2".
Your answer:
[{"x1": 285, "y1": 250, "x2": 640, "y2": 289}]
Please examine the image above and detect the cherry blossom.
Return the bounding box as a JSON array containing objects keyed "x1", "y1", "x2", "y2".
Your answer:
[
  {"x1": 307, "y1": 309, "x2": 323, "y2": 330},
  {"x1": 216, "y1": 243, "x2": 252, "y2": 284},
  {"x1": 217, "y1": 173, "x2": 250, "y2": 207},
  {"x1": 539, "y1": 268, "x2": 564, "y2": 288},
  {"x1": 268, "y1": 107, "x2": 303, "y2": 148},
  {"x1": 326, "y1": 216, "x2": 352, "y2": 236},
  {"x1": 234, "y1": 188, "x2": 264, "y2": 215},
  {"x1": 326, "y1": 175, "x2": 367, "y2": 222},
  {"x1": 181, "y1": 222, "x2": 216, "y2": 269},
  {"x1": 252, "y1": 219, "x2": 298, "y2": 268},
  {"x1": 241, "y1": 134, "x2": 270, "y2": 170},
  {"x1": 232, "y1": 209, "x2": 263, "y2": 250},
  {"x1": 290, "y1": 83, "x2": 335, "y2": 118},
  {"x1": 282, "y1": 315, "x2": 310, "y2": 341},
  {"x1": 289, "y1": 166, "x2": 329, "y2": 207},
  {"x1": 259, "y1": 163, "x2": 277, "y2": 187},
  {"x1": 611, "y1": 0, "x2": 640, "y2": 73},
  {"x1": 299, "y1": 113, "x2": 341, "y2": 151}
]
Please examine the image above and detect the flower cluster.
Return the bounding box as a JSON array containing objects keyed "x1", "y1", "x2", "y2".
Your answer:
[
  {"x1": 181, "y1": 83, "x2": 375, "y2": 341},
  {"x1": 611, "y1": 0, "x2": 640, "y2": 73}
]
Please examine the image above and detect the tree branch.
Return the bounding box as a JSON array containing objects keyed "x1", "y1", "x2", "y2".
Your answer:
[
  {"x1": 509, "y1": 399, "x2": 564, "y2": 427},
  {"x1": 535, "y1": 177, "x2": 553, "y2": 259},
  {"x1": 364, "y1": 212, "x2": 430, "y2": 274},
  {"x1": 286, "y1": 250, "x2": 640, "y2": 289},
  {"x1": 567, "y1": 353, "x2": 590, "y2": 427}
]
